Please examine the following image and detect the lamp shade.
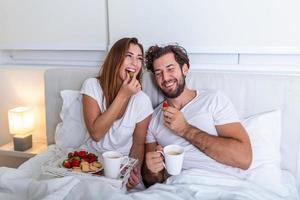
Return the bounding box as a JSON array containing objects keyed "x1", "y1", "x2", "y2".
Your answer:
[{"x1": 8, "y1": 106, "x2": 35, "y2": 134}]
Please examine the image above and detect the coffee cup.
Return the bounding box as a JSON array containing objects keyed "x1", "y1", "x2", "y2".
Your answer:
[
  {"x1": 102, "y1": 151, "x2": 129, "y2": 179},
  {"x1": 158, "y1": 144, "x2": 184, "y2": 175}
]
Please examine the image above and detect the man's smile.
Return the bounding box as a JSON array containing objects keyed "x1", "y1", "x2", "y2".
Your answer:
[{"x1": 163, "y1": 80, "x2": 177, "y2": 90}]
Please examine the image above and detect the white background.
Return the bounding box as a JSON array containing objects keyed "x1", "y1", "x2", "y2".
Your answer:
[
  {"x1": 1, "y1": 0, "x2": 300, "y2": 146},
  {"x1": 0, "y1": 0, "x2": 107, "y2": 50}
]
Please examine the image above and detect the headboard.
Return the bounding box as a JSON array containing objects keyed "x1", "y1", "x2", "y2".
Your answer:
[
  {"x1": 44, "y1": 67, "x2": 300, "y2": 188},
  {"x1": 44, "y1": 67, "x2": 98, "y2": 145}
]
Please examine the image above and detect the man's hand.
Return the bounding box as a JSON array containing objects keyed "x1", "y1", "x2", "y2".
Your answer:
[
  {"x1": 162, "y1": 106, "x2": 189, "y2": 136},
  {"x1": 119, "y1": 72, "x2": 141, "y2": 98},
  {"x1": 126, "y1": 167, "x2": 140, "y2": 190},
  {"x1": 145, "y1": 145, "x2": 164, "y2": 174}
]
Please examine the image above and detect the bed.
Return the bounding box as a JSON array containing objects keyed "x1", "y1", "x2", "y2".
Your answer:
[{"x1": 0, "y1": 67, "x2": 300, "y2": 200}]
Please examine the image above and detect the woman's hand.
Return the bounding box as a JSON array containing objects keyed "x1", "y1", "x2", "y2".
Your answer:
[
  {"x1": 126, "y1": 167, "x2": 140, "y2": 190},
  {"x1": 119, "y1": 72, "x2": 141, "y2": 98}
]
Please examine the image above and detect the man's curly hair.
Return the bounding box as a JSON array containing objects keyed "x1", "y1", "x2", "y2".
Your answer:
[{"x1": 145, "y1": 44, "x2": 190, "y2": 73}]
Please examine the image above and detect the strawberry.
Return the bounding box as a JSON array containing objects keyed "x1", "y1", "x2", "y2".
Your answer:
[
  {"x1": 86, "y1": 153, "x2": 97, "y2": 163},
  {"x1": 87, "y1": 153, "x2": 97, "y2": 158},
  {"x1": 89, "y1": 156, "x2": 97, "y2": 163},
  {"x1": 63, "y1": 160, "x2": 72, "y2": 168},
  {"x1": 72, "y1": 159, "x2": 80, "y2": 167},
  {"x1": 162, "y1": 101, "x2": 169, "y2": 108},
  {"x1": 73, "y1": 151, "x2": 79, "y2": 156},
  {"x1": 78, "y1": 150, "x2": 87, "y2": 158},
  {"x1": 68, "y1": 152, "x2": 73, "y2": 158}
]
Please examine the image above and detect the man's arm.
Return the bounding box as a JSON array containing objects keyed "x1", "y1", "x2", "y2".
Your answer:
[
  {"x1": 182, "y1": 123, "x2": 252, "y2": 170},
  {"x1": 163, "y1": 107, "x2": 252, "y2": 170},
  {"x1": 142, "y1": 142, "x2": 165, "y2": 187}
]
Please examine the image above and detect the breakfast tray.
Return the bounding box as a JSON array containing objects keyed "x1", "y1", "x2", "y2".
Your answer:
[{"x1": 41, "y1": 152, "x2": 138, "y2": 189}]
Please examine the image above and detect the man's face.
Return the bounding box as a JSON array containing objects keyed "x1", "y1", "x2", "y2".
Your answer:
[{"x1": 153, "y1": 53, "x2": 188, "y2": 98}]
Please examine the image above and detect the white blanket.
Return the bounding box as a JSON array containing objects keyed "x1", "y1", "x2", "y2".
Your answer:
[
  {"x1": 0, "y1": 145, "x2": 298, "y2": 200},
  {"x1": 62, "y1": 168, "x2": 298, "y2": 200}
]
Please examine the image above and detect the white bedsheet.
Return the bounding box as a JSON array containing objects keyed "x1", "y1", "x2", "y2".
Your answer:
[{"x1": 0, "y1": 145, "x2": 299, "y2": 200}]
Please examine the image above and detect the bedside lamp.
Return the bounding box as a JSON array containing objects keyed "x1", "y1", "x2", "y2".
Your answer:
[{"x1": 8, "y1": 106, "x2": 35, "y2": 151}]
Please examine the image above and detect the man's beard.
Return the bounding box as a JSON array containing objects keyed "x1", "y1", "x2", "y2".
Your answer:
[{"x1": 160, "y1": 76, "x2": 185, "y2": 99}]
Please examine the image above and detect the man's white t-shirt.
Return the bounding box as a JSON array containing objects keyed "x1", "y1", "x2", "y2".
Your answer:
[
  {"x1": 81, "y1": 78, "x2": 153, "y2": 156},
  {"x1": 146, "y1": 90, "x2": 247, "y2": 177}
]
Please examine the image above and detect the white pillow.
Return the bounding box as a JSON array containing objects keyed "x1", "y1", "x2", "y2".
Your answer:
[
  {"x1": 243, "y1": 110, "x2": 281, "y2": 169},
  {"x1": 55, "y1": 90, "x2": 89, "y2": 148},
  {"x1": 243, "y1": 110, "x2": 285, "y2": 193}
]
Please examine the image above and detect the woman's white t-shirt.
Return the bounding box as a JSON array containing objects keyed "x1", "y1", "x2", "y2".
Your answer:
[{"x1": 81, "y1": 78, "x2": 153, "y2": 156}]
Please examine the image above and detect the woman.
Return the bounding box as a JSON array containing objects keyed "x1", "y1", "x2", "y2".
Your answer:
[{"x1": 81, "y1": 37, "x2": 153, "y2": 189}]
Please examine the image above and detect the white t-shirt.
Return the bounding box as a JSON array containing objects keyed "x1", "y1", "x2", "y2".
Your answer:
[
  {"x1": 81, "y1": 78, "x2": 153, "y2": 156},
  {"x1": 146, "y1": 90, "x2": 247, "y2": 178}
]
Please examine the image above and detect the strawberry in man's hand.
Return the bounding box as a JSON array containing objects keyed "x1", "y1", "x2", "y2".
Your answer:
[{"x1": 162, "y1": 101, "x2": 169, "y2": 109}]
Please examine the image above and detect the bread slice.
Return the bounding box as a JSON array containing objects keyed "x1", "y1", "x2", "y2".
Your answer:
[{"x1": 92, "y1": 161, "x2": 102, "y2": 168}]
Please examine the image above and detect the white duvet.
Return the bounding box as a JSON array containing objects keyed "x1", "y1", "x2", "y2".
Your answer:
[{"x1": 0, "y1": 145, "x2": 299, "y2": 200}]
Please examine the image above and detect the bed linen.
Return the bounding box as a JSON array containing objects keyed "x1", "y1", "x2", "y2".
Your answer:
[
  {"x1": 0, "y1": 145, "x2": 298, "y2": 200},
  {"x1": 3, "y1": 68, "x2": 300, "y2": 199}
]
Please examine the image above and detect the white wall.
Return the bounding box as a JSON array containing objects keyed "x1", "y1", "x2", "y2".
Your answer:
[
  {"x1": 0, "y1": 66, "x2": 47, "y2": 145},
  {"x1": 0, "y1": 0, "x2": 107, "y2": 50},
  {"x1": 108, "y1": 0, "x2": 300, "y2": 54},
  {"x1": 1, "y1": 0, "x2": 300, "y2": 53},
  {"x1": 1, "y1": 0, "x2": 300, "y2": 146}
]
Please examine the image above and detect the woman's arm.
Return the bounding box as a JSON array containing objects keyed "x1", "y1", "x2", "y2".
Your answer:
[
  {"x1": 82, "y1": 93, "x2": 130, "y2": 141},
  {"x1": 126, "y1": 115, "x2": 151, "y2": 189},
  {"x1": 82, "y1": 76, "x2": 141, "y2": 142},
  {"x1": 129, "y1": 115, "x2": 151, "y2": 170}
]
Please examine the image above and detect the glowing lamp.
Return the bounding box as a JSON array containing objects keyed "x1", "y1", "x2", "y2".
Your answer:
[{"x1": 8, "y1": 106, "x2": 34, "y2": 151}]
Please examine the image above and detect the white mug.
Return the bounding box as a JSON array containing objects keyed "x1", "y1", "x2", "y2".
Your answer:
[
  {"x1": 158, "y1": 144, "x2": 184, "y2": 175},
  {"x1": 102, "y1": 151, "x2": 128, "y2": 179}
]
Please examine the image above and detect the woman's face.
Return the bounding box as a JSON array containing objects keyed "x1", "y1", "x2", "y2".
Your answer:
[{"x1": 119, "y1": 43, "x2": 143, "y2": 81}]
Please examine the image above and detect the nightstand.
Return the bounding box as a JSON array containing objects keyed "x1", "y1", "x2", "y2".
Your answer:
[{"x1": 0, "y1": 141, "x2": 48, "y2": 168}]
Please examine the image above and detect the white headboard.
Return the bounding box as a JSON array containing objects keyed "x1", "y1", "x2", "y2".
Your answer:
[{"x1": 44, "y1": 67, "x2": 300, "y2": 188}]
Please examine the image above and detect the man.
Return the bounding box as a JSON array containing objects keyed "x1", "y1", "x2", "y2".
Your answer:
[{"x1": 143, "y1": 44, "x2": 252, "y2": 187}]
